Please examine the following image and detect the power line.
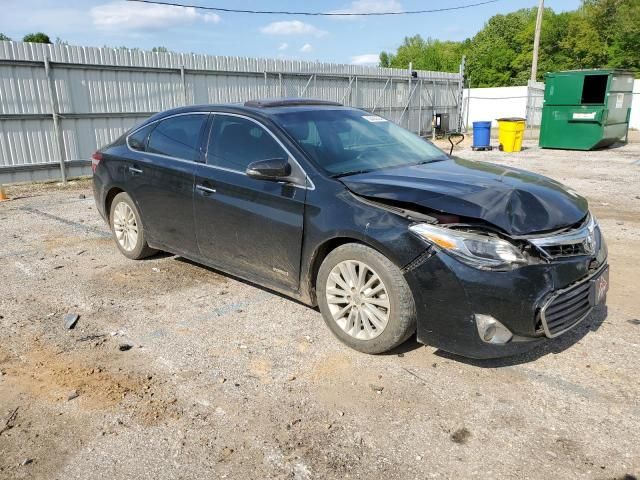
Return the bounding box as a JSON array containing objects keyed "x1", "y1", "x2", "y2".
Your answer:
[{"x1": 125, "y1": 0, "x2": 500, "y2": 16}]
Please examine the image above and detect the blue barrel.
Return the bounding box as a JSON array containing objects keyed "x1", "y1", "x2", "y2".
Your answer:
[{"x1": 472, "y1": 121, "x2": 492, "y2": 148}]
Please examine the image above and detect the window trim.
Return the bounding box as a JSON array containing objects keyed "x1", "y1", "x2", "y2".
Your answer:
[
  {"x1": 205, "y1": 112, "x2": 314, "y2": 191},
  {"x1": 125, "y1": 111, "x2": 210, "y2": 163}
]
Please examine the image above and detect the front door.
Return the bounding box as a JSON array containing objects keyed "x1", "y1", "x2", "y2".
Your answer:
[{"x1": 194, "y1": 114, "x2": 306, "y2": 290}]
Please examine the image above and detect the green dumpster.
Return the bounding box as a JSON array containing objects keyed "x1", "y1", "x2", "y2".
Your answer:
[{"x1": 539, "y1": 69, "x2": 634, "y2": 150}]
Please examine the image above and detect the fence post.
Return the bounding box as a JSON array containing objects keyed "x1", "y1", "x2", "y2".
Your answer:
[
  {"x1": 432, "y1": 80, "x2": 437, "y2": 141},
  {"x1": 408, "y1": 62, "x2": 412, "y2": 132},
  {"x1": 418, "y1": 79, "x2": 423, "y2": 136},
  {"x1": 180, "y1": 66, "x2": 187, "y2": 105},
  {"x1": 457, "y1": 56, "x2": 466, "y2": 133},
  {"x1": 465, "y1": 76, "x2": 471, "y2": 133},
  {"x1": 354, "y1": 76, "x2": 358, "y2": 107},
  {"x1": 44, "y1": 57, "x2": 66, "y2": 184}
]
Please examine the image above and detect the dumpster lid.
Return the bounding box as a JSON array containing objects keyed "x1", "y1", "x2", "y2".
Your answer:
[
  {"x1": 497, "y1": 117, "x2": 526, "y2": 122},
  {"x1": 544, "y1": 69, "x2": 634, "y2": 78}
]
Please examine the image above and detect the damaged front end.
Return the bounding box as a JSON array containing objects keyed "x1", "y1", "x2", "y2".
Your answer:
[{"x1": 351, "y1": 192, "x2": 608, "y2": 359}]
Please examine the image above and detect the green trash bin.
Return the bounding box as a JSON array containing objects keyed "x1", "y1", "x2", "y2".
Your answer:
[{"x1": 539, "y1": 69, "x2": 634, "y2": 150}]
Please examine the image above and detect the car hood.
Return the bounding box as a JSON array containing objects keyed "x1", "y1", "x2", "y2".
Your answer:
[{"x1": 339, "y1": 158, "x2": 589, "y2": 236}]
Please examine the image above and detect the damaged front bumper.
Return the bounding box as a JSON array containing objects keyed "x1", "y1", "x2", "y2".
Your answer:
[{"x1": 403, "y1": 245, "x2": 608, "y2": 359}]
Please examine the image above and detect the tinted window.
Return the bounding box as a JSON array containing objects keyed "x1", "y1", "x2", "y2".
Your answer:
[
  {"x1": 147, "y1": 114, "x2": 207, "y2": 161},
  {"x1": 128, "y1": 123, "x2": 155, "y2": 152},
  {"x1": 207, "y1": 115, "x2": 286, "y2": 171},
  {"x1": 274, "y1": 109, "x2": 447, "y2": 177}
]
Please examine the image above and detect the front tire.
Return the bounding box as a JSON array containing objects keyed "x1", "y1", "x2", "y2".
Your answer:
[
  {"x1": 317, "y1": 243, "x2": 416, "y2": 354},
  {"x1": 109, "y1": 192, "x2": 156, "y2": 260}
]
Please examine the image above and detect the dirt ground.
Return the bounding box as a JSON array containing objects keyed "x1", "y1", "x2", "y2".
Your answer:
[{"x1": 1, "y1": 140, "x2": 639, "y2": 480}]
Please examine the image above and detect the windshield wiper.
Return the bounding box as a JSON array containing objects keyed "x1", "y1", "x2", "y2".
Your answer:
[
  {"x1": 332, "y1": 169, "x2": 375, "y2": 178},
  {"x1": 413, "y1": 157, "x2": 447, "y2": 166}
]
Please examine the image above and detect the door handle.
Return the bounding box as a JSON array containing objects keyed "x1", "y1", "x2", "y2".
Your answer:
[
  {"x1": 196, "y1": 184, "x2": 216, "y2": 195},
  {"x1": 129, "y1": 166, "x2": 143, "y2": 174}
]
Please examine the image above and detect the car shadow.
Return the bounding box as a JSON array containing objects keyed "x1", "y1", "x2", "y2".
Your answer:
[
  {"x1": 434, "y1": 305, "x2": 608, "y2": 368},
  {"x1": 164, "y1": 255, "x2": 608, "y2": 365},
  {"x1": 171, "y1": 256, "x2": 430, "y2": 355},
  {"x1": 173, "y1": 256, "x2": 316, "y2": 309},
  {"x1": 381, "y1": 335, "x2": 424, "y2": 355}
]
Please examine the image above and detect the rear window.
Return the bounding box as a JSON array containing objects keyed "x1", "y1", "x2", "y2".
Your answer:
[
  {"x1": 128, "y1": 123, "x2": 155, "y2": 152},
  {"x1": 274, "y1": 109, "x2": 446, "y2": 177},
  {"x1": 147, "y1": 114, "x2": 208, "y2": 161}
]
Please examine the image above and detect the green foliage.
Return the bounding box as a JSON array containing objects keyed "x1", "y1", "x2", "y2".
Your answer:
[
  {"x1": 380, "y1": 35, "x2": 466, "y2": 73},
  {"x1": 152, "y1": 46, "x2": 169, "y2": 53},
  {"x1": 380, "y1": 0, "x2": 639, "y2": 86},
  {"x1": 23, "y1": 32, "x2": 51, "y2": 44},
  {"x1": 0, "y1": 33, "x2": 11, "y2": 41}
]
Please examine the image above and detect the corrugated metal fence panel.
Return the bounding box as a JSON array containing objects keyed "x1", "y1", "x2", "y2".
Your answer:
[
  {"x1": 61, "y1": 116, "x2": 150, "y2": 163},
  {"x1": 0, "y1": 119, "x2": 58, "y2": 166},
  {"x1": 0, "y1": 41, "x2": 461, "y2": 80},
  {"x1": 0, "y1": 64, "x2": 51, "y2": 114},
  {"x1": 0, "y1": 40, "x2": 463, "y2": 182}
]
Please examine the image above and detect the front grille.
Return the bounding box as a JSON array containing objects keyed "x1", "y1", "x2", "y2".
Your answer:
[
  {"x1": 529, "y1": 215, "x2": 597, "y2": 259},
  {"x1": 541, "y1": 242, "x2": 587, "y2": 258},
  {"x1": 539, "y1": 279, "x2": 592, "y2": 337}
]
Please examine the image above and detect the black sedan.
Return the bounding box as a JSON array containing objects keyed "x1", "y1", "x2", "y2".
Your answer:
[{"x1": 92, "y1": 99, "x2": 608, "y2": 358}]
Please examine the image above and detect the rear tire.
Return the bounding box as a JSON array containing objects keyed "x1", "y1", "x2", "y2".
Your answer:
[
  {"x1": 109, "y1": 192, "x2": 156, "y2": 260},
  {"x1": 317, "y1": 243, "x2": 416, "y2": 354}
]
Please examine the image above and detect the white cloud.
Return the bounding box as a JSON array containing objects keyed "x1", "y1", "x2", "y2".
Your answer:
[
  {"x1": 260, "y1": 20, "x2": 326, "y2": 37},
  {"x1": 278, "y1": 42, "x2": 289, "y2": 51},
  {"x1": 300, "y1": 43, "x2": 313, "y2": 53},
  {"x1": 91, "y1": 1, "x2": 221, "y2": 31},
  {"x1": 330, "y1": 0, "x2": 403, "y2": 19},
  {"x1": 351, "y1": 53, "x2": 379, "y2": 65}
]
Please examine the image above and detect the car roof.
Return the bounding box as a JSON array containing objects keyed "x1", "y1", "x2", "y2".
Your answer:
[{"x1": 145, "y1": 98, "x2": 355, "y2": 124}]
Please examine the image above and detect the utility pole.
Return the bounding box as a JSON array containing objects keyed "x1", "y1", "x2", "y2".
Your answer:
[{"x1": 531, "y1": 0, "x2": 544, "y2": 82}]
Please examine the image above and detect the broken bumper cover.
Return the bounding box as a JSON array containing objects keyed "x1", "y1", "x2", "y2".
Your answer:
[{"x1": 404, "y1": 250, "x2": 608, "y2": 359}]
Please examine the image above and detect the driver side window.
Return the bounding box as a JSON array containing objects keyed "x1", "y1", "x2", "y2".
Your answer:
[{"x1": 207, "y1": 115, "x2": 287, "y2": 172}]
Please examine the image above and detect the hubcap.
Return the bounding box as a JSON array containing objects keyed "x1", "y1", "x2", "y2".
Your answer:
[
  {"x1": 113, "y1": 202, "x2": 138, "y2": 252},
  {"x1": 325, "y1": 260, "x2": 390, "y2": 340}
]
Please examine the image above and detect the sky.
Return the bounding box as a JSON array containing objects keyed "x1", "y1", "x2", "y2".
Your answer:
[{"x1": 1, "y1": 0, "x2": 583, "y2": 65}]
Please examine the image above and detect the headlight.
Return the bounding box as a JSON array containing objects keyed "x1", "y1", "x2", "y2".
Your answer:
[{"x1": 409, "y1": 223, "x2": 527, "y2": 270}]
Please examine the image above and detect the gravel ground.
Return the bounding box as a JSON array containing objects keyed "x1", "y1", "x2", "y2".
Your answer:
[{"x1": 1, "y1": 140, "x2": 639, "y2": 480}]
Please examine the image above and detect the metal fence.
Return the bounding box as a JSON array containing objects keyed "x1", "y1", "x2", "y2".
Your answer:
[
  {"x1": 526, "y1": 79, "x2": 545, "y2": 131},
  {"x1": 0, "y1": 41, "x2": 464, "y2": 184}
]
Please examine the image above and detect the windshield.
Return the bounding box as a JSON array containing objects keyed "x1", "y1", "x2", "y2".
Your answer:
[{"x1": 273, "y1": 109, "x2": 447, "y2": 177}]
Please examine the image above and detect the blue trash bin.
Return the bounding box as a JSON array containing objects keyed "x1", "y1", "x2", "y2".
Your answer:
[{"x1": 472, "y1": 121, "x2": 492, "y2": 149}]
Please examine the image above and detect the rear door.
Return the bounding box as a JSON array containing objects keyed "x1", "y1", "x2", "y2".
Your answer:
[
  {"x1": 193, "y1": 113, "x2": 307, "y2": 290},
  {"x1": 125, "y1": 113, "x2": 209, "y2": 254}
]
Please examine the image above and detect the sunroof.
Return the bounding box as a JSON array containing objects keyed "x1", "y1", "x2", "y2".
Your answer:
[{"x1": 244, "y1": 98, "x2": 343, "y2": 108}]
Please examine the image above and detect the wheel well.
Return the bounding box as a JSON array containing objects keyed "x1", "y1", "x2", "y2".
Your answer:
[
  {"x1": 307, "y1": 237, "x2": 366, "y2": 306},
  {"x1": 105, "y1": 187, "x2": 124, "y2": 220}
]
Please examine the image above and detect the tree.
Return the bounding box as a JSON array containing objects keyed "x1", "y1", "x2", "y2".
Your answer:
[
  {"x1": 607, "y1": 0, "x2": 640, "y2": 71},
  {"x1": 0, "y1": 33, "x2": 11, "y2": 41},
  {"x1": 152, "y1": 46, "x2": 169, "y2": 53},
  {"x1": 379, "y1": 35, "x2": 466, "y2": 72},
  {"x1": 23, "y1": 32, "x2": 52, "y2": 44},
  {"x1": 378, "y1": 0, "x2": 640, "y2": 87},
  {"x1": 379, "y1": 51, "x2": 392, "y2": 68}
]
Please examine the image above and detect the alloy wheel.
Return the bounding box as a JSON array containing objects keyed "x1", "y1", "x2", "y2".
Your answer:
[
  {"x1": 113, "y1": 202, "x2": 139, "y2": 252},
  {"x1": 325, "y1": 260, "x2": 390, "y2": 340}
]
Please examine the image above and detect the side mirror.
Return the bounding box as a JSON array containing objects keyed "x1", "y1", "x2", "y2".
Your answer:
[{"x1": 246, "y1": 158, "x2": 292, "y2": 181}]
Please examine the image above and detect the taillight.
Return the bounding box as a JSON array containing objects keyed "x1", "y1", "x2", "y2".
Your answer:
[{"x1": 91, "y1": 151, "x2": 103, "y2": 173}]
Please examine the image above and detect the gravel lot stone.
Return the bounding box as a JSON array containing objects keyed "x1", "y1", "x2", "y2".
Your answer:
[{"x1": 0, "y1": 140, "x2": 639, "y2": 479}]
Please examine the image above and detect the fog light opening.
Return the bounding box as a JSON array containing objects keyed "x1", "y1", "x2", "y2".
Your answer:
[{"x1": 475, "y1": 314, "x2": 513, "y2": 344}]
